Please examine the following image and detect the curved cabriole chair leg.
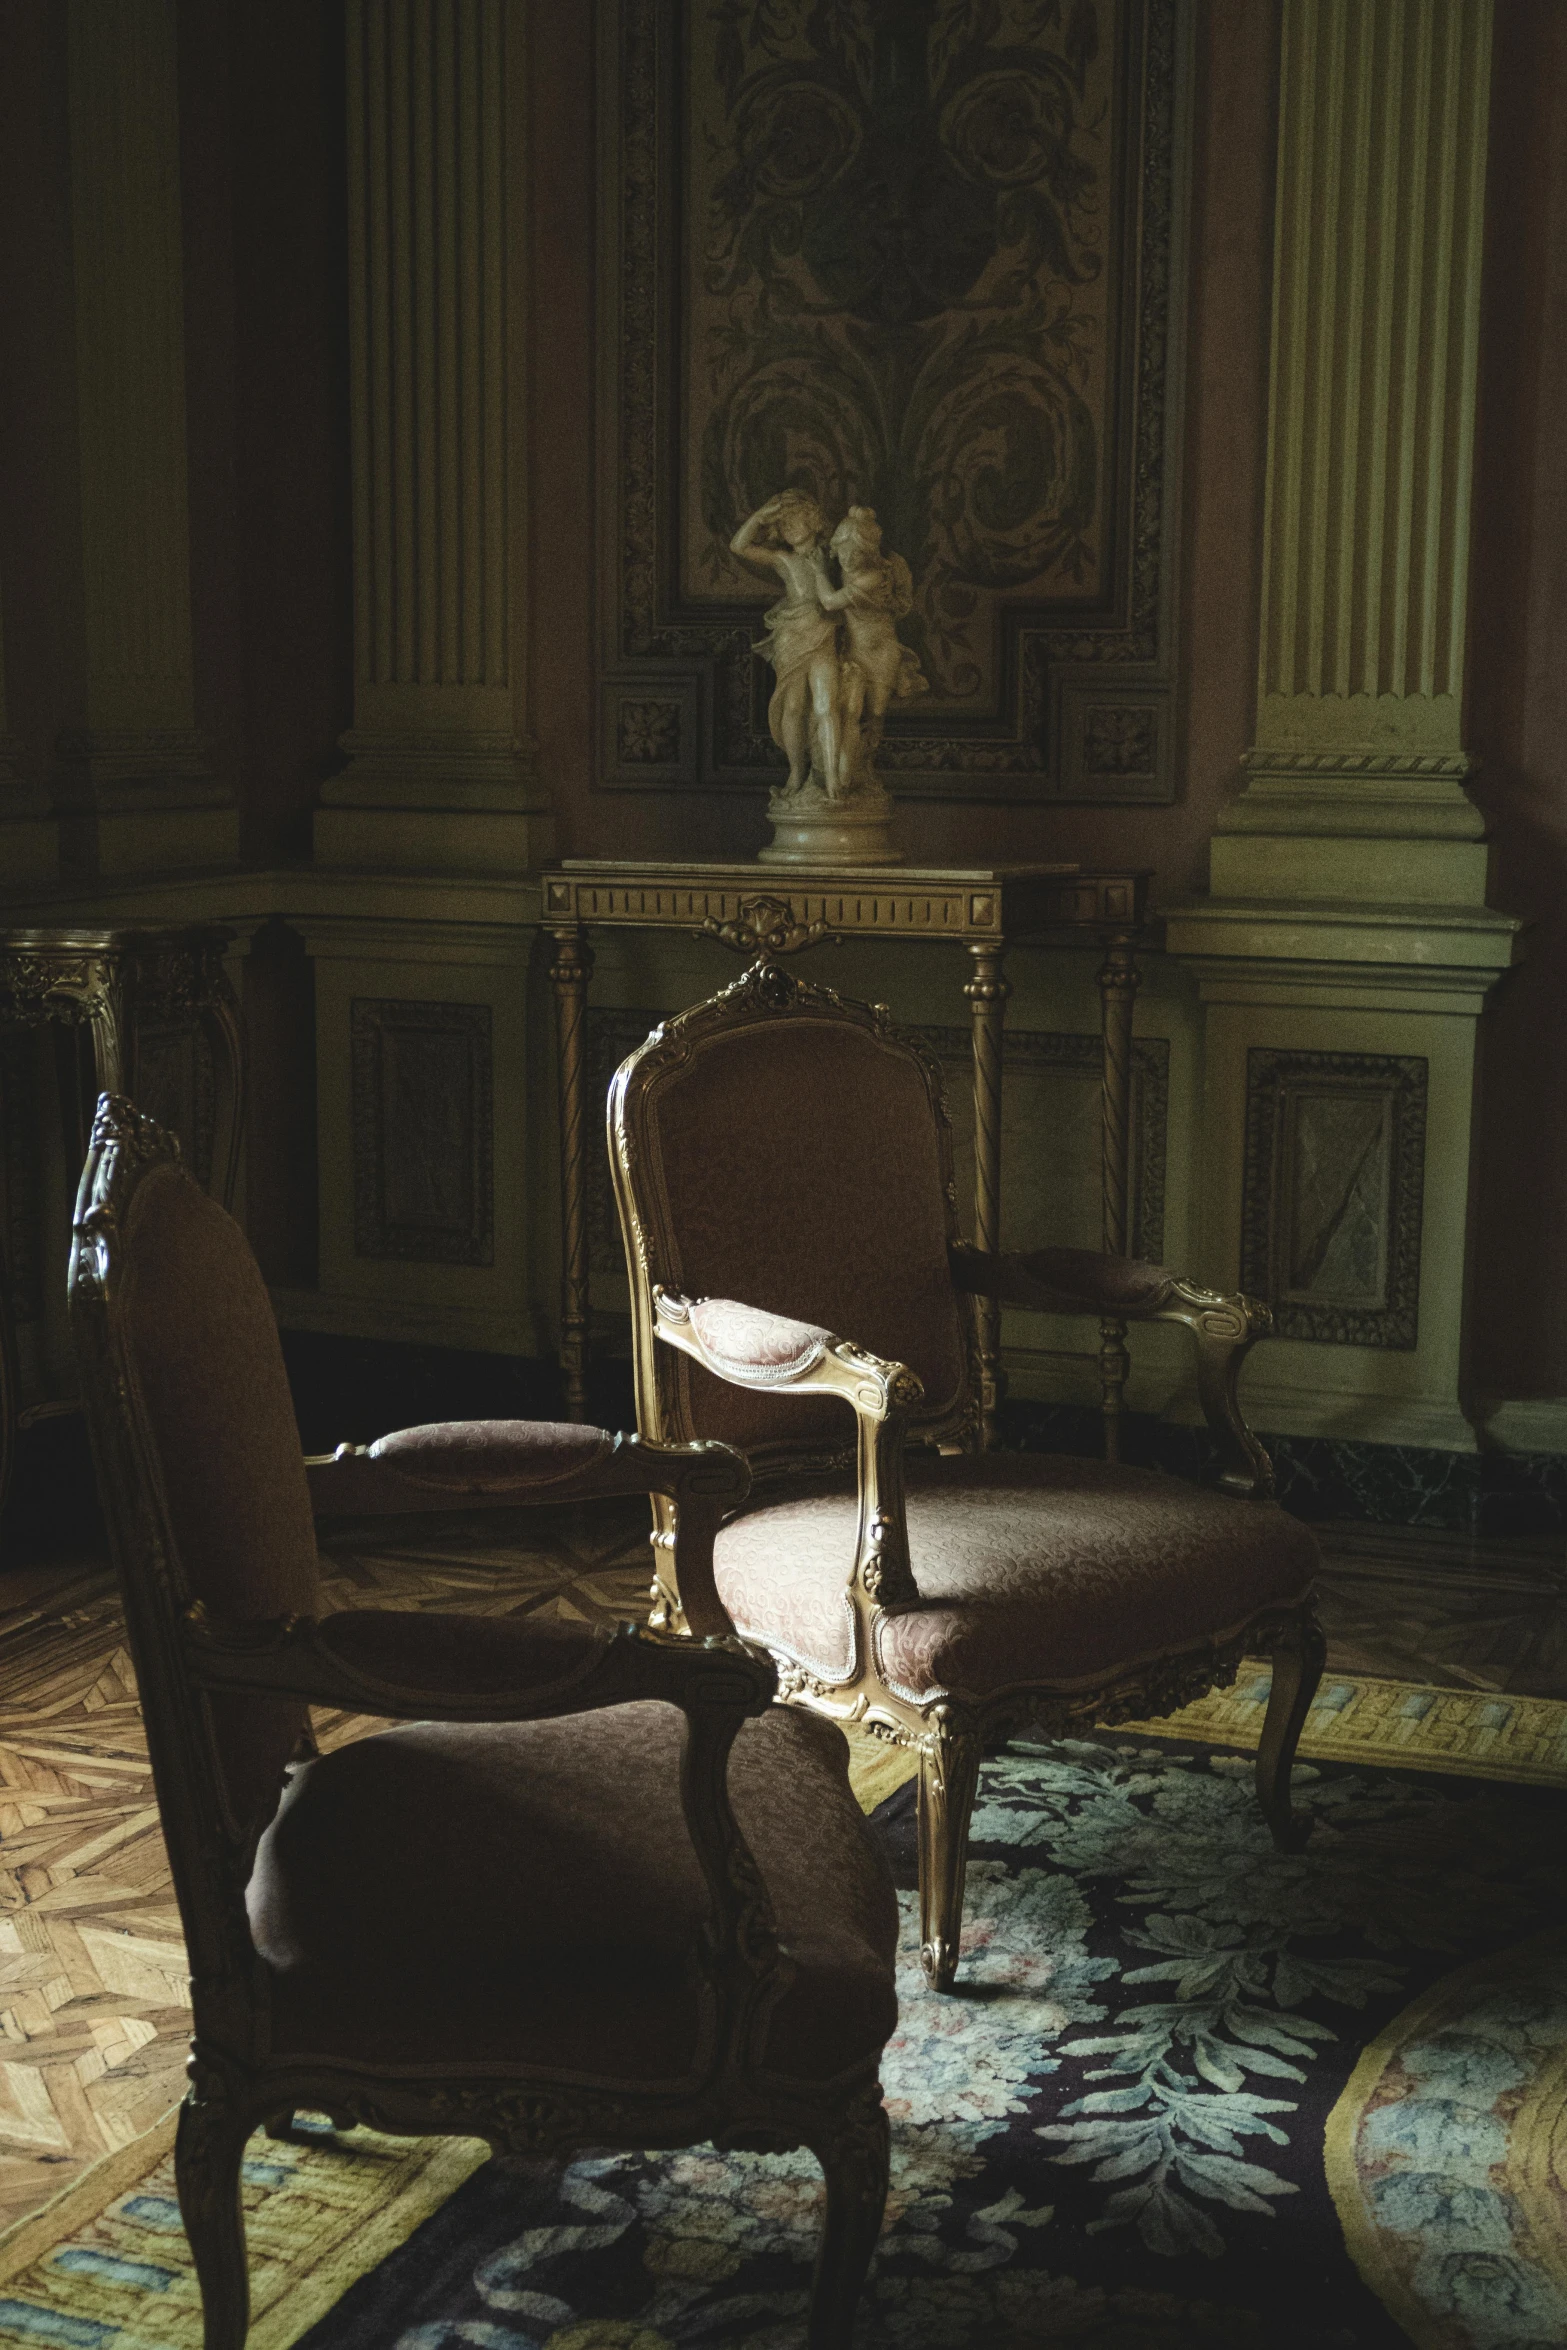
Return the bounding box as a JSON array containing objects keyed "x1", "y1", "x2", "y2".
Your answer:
[
  {"x1": 808, "y1": 2089, "x2": 890, "y2": 2349},
  {"x1": 917, "y1": 1711, "x2": 983, "y2": 1993},
  {"x1": 176, "y1": 2093, "x2": 251, "y2": 2350},
  {"x1": 1256, "y1": 1605, "x2": 1328, "y2": 1853}
]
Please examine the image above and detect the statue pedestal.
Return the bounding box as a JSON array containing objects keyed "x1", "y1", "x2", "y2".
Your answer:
[{"x1": 757, "y1": 784, "x2": 903, "y2": 867}]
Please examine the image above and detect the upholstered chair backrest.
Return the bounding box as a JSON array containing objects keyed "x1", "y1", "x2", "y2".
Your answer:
[
  {"x1": 70, "y1": 1102, "x2": 321, "y2": 1912},
  {"x1": 611, "y1": 966, "x2": 972, "y2": 1468}
]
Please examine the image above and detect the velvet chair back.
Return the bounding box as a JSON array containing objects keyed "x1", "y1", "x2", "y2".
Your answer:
[
  {"x1": 73, "y1": 1118, "x2": 321, "y2": 1885},
  {"x1": 611, "y1": 966, "x2": 974, "y2": 1470}
]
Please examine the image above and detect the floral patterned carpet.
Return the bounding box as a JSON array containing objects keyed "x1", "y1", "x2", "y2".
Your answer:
[{"x1": 290, "y1": 1734, "x2": 1567, "y2": 2350}]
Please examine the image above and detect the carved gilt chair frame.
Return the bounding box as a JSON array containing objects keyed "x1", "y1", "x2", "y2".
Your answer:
[
  {"x1": 69, "y1": 1097, "x2": 889, "y2": 2350},
  {"x1": 609, "y1": 960, "x2": 1325, "y2": 1992}
]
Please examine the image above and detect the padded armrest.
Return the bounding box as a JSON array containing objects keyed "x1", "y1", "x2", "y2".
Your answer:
[
  {"x1": 653, "y1": 1288, "x2": 923, "y2": 1413},
  {"x1": 671, "y1": 1296, "x2": 837, "y2": 1386},
  {"x1": 949, "y1": 1242, "x2": 1258, "y2": 1322},
  {"x1": 184, "y1": 1602, "x2": 777, "y2": 1723},
  {"x1": 950, "y1": 1243, "x2": 1275, "y2": 1498},
  {"x1": 306, "y1": 1421, "x2": 749, "y2": 1517}
]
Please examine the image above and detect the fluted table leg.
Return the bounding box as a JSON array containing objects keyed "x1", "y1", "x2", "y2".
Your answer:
[
  {"x1": 550, "y1": 927, "x2": 595, "y2": 1424},
  {"x1": 964, "y1": 941, "x2": 1010, "y2": 1451},
  {"x1": 1097, "y1": 932, "x2": 1142, "y2": 1462}
]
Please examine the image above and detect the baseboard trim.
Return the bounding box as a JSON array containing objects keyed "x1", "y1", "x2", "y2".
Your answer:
[{"x1": 1481, "y1": 1399, "x2": 1567, "y2": 1457}]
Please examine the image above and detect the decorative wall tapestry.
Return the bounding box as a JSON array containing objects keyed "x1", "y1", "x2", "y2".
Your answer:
[{"x1": 601, "y1": 0, "x2": 1190, "y2": 803}]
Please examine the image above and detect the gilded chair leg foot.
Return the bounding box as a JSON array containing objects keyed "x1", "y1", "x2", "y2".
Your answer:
[
  {"x1": 917, "y1": 1710, "x2": 982, "y2": 1994},
  {"x1": 176, "y1": 2092, "x2": 251, "y2": 2350},
  {"x1": 808, "y1": 2087, "x2": 889, "y2": 2350},
  {"x1": 1256, "y1": 1607, "x2": 1327, "y2": 1853}
]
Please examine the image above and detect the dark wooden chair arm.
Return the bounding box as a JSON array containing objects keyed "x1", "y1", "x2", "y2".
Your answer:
[
  {"x1": 949, "y1": 1244, "x2": 1276, "y2": 1499},
  {"x1": 653, "y1": 1288, "x2": 924, "y2": 1609},
  {"x1": 305, "y1": 1424, "x2": 748, "y2": 1516},
  {"x1": 183, "y1": 1604, "x2": 773, "y2": 1722}
]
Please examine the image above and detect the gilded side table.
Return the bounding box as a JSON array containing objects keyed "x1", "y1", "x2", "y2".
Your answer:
[
  {"x1": 0, "y1": 926, "x2": 244, "y2": 1519},
  {"x1": 543, "y1": 861, "x2": 1152, "y2": 1452}
]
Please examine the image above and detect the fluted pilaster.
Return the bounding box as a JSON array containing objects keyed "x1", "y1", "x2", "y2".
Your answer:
[
  {"x1": 321, "y1": 0, "x2": 549, "y2": 872},
  {"x1": 59, "y1": 0, "x2": 232, "y2": 870},
  {"x1": 1217, "y1": 0, "x2": 1495, "y2": 900},
  {"x1": 1166, "y1": 0, "x2": 1517, "y2": 1456}
]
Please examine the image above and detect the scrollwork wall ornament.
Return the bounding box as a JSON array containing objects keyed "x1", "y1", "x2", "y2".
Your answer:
[{"x1": 608, "y1": 0, "x2": 1188, "y2": 805}]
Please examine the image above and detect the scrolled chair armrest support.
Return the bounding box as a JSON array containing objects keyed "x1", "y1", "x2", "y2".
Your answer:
[
  {"x1": 184, "y1": 1606, "x2": 782, "y2": 1989},
  {"x1": 949, "y1": 1243, "x2": 1276, "y2": 1499},
  {"x1": 653, "y1": 1287, "x2": 925, "y2": 1609}
]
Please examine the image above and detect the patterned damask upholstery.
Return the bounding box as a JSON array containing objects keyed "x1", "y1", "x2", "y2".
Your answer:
[
  {"x1": 248, "y1": 1700, "x2": 898, "y2": 2084},
  {"x1": 640, "y1": 1015, "x2": 968, "y2": 1454},
  {"x1": 366, "y1": 1418, "x2": 617, "y2": 1487},
  {"x1": 714, "y1": 1453, "x2": 1319, "y2": 1697},
  {"x1": 118, "y1": 1162, "x2": 322, "y2": 1834}
]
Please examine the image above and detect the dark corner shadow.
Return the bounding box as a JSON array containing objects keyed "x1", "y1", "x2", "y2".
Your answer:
[{"x1": 1466, "y1": 776, "x2": 1567, "y2": 1409}]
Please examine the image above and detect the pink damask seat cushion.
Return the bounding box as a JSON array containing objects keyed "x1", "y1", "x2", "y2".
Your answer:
[{"x1": 712, "y1": 1452, "x2": 1319, "y2": 1700}]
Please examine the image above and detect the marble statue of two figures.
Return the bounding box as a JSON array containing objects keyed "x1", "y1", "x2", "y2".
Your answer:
[{"x1": 731, "y1": 492, "x2": 929, "y2": 866}]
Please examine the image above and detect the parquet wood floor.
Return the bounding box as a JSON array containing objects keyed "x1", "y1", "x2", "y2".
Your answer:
[
  {"x1": 0, "y1": 1505, "x2": 1561, "y2": 2238},
  {"x1": 1313, "y1": 1524, "x2": 1567, "y2": 1695}
]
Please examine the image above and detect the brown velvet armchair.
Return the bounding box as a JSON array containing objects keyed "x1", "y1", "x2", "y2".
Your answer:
[
  {"x1": 609, "y1": 960, "x2": 1324, "y2": 1994},
  {"x1": 68, "y1": 1096, "x2": 897, "y2": 2350}
]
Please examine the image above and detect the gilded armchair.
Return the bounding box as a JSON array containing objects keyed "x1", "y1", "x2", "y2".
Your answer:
[
  {"x1": 68, "y1": 1096, "x2": 897, "y2": 2350},
  {"x1": 609, "y1": 960, "x2": 1324, "y2": 1993}
]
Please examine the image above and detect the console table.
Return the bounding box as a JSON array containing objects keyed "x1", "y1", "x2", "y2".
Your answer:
[
  {"x1": 0, "y1": 926, "x2": 244, "y2": 1520},
  {"x1": 543, "y1": 861, "x2": 1152, "y2": 1452}
]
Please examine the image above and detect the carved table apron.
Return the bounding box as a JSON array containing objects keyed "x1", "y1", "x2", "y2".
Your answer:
[
  {"x1": 0, "y1": 926, "x2": 244, "y2": 1522},
  {"x1": 543, "y1": 862, "x2": 1152, "y2": 1454}
]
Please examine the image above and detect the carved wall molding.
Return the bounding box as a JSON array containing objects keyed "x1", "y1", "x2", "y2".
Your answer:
[
  {"x1": 599, "y1": 0, "x2": 1191, "y2": 804},
  {"x1": 1239, "y1": 749, "x2": 1477, "y2": 783},
  {"x1": 350, "y1": 998, "x2": 495, "y2": 1266},
  {"x1": 1241, "y1": 1047, "x2": 1428, "y2": 1349}
]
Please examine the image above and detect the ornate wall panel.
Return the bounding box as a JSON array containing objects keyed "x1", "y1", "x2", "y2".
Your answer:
[
  {"x1": 1240, "y1": 1048, "x2": 1427, "y2": 1349},
  {"x1": 350, "y1": 999, "x2": 494, "y2": 1266},
  {"x1": 586, "y1": 1009, "x2": 1167, "y2": 1274},
  {"x1": 600, "y1": 0, "x2": 1191, "y2": 801}
]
